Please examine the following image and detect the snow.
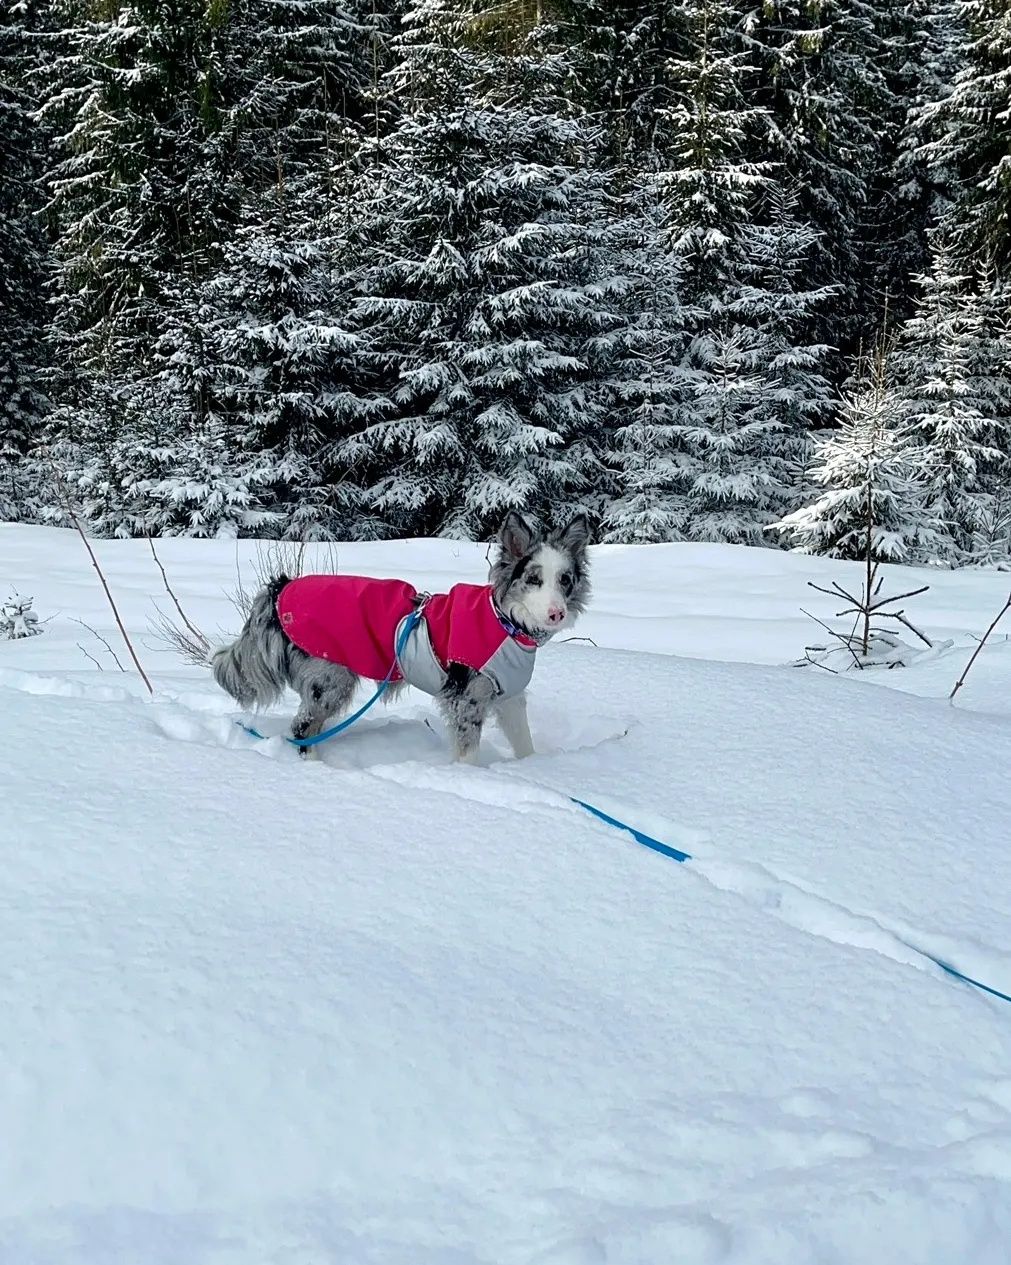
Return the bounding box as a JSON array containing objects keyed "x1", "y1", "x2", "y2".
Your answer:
[{"x1": 3, "y1": 524, "x2": 1011, "y2": 1264}]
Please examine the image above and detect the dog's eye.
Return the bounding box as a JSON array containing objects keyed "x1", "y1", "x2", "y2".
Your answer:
[
  {"x1": 559, "y1": 572, "x2": 573, "y2": 593},
  {"x1": 526, "y1": 574, "x2": 542, "y2": 588}
]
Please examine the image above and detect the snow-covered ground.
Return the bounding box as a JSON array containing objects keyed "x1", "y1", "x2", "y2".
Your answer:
[{"x1": 3, "y1": 524, "x2": 1011, "y2": 1265}]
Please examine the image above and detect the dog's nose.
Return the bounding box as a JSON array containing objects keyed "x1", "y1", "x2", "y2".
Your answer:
[{"x1": 547, "y1": 606, "x2": 565, "y2": 625}]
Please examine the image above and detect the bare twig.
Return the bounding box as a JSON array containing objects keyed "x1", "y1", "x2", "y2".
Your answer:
[
  {"x1": 949, "y1": 590, "x2": 1011, "y2": 702},
  {"x1": 229, "y1": 539, "x2": 340, "y2": 623},
  {"x1": 77, "y1": 643, "x2": 105, "y2": 671},
  {"x1": 148, "y1": 537, "x2": 209, "y2": 650},
  {"x1": 70, "y1": 617, "x2": 126, "y2": 672},
  {"x1": 834, "y1": 607, "x2": 933, "y2": 646},
  {"x1": 559, "y1": 634, "x2": 599, "y2": 646},
  {"x1": 253, "y1": 539, "x2": 310, "y2": 591},
  {"x1": 151, "y1": 609, "x2": 212, "y2": 666},
  {"x1": 233, "y1": 545, "x2": 252, "y2": 620},
  {"x1": 50, "y1": 468, "x2": 154, "y2": 694}
]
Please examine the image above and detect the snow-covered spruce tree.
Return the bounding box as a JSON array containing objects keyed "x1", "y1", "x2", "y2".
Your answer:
[
  {"x1": 741, "y1": 0, "x2": 941, "y2": 350},
  {"x1": 910, "y1": 2, "x2": 1011, "y2": 545},
  {"x1": 898, "y1": 245, "x2": 1009, "y2": 563},
  {"x1": 0, "y1": 0, "x2": 50, "y2": 521},
  {"x1": 177, "y1": 189, "x2": 390, "y2": 541},
  {"x1": 872, "y1": 0, "x2": 962, "y2": 316},
  {"x1": 916, "y1": 0, "x2": 1011, "y2": 280},
  {"x1": 558, "y1": 4, "x2": 690, "y2": 543},
  {"x1": 153, "y1": 0, "x2": 391, "y2": 539},
  {"x1": 41, "y1": 0, "x2": 387, "y2": 536},
  {"x1": 971, "y1": 487, "x2": 1011, "y2": 568},
  {"x1": 343, "y1": 0, "x2": 622, "y2": 540},
  {"x1": 642, "y1": 0, "x2": 833, "y2": 546},
  {"x1": 729, "y1": 183, "x2": 837, "y2": 520},
  {"x1": 561, "y1": 0, "x2": 680, "y2": 159},
  {"x1": 599, "y1": 169, "x2": 691, "y2": 543},
  {"x1": 38, "y1": 0, "x2": 251, "y2": 532},
  {"x1": 70, "y1": 401, "x2": 280, "y2": 538},
  {"x1": 775, "y1": 346, "x2": 939, "y2": 562}
]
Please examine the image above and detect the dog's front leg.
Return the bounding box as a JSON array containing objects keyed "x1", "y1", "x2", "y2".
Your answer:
[
  {"x1": 438, "y1": 670, "x2": 495, "y2": 764},
  {"x1": 493, "y1": 692, "x2": 534, "y2": 759}
]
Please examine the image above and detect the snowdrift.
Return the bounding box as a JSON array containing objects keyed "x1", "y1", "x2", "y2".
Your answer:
[{"x1": 2, "y1": 525, "x2": 1011, "y2": 1265}]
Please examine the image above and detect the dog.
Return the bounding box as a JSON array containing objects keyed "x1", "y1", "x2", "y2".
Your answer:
[{"x1": 212, "y1": 512, "x2": 591, "y2": 762}]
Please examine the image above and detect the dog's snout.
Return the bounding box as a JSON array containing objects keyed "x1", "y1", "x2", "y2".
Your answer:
[{"x1": 547, "y1": 605, "x2": 565, "y2": 625}]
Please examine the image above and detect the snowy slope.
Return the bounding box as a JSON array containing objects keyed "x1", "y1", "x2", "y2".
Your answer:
[{"x1": 2, "y1": 525, "x2": 1011, "y2": 1265}]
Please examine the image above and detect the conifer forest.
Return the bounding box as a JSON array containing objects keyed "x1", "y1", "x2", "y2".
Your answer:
[{"x1": 2, "y1": 0, "x2": 1011, "y2": 562}]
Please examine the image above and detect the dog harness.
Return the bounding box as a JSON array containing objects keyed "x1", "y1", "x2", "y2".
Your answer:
[{"x1": 276, "y1": 575, "x2": 539, "y2": 699}]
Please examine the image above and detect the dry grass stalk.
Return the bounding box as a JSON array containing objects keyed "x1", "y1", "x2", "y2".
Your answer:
[
  {"x1": 148, "y1": 537, "x2": 209, "y2": 652},
  {"x1": 950, "y1": 591, "x2": 1011, "y2": 702},
  {"x1": 51, "y1": 468, "x2": 154, "y2": 694}
]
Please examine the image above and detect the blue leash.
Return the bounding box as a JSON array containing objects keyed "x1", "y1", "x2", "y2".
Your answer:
[
  {"x1": 932, "y1": 958, "x2": 1011, "y2": 1005},
  {"x1": 567, "y1": 802, "x2": 1009, "y2": 1003},
  {"x1": 577, "y1": 804, "x2": 1009, "y2": 1008},
  {"x1": 572, "y1": 797, "x2": 691, "y2": 863},
  {"x1": 232, "y1": 615, "x2": 1008, "y2": 1010},
  {"x1": 237, "y1": 608, "x2": 422, "y2": 749}
]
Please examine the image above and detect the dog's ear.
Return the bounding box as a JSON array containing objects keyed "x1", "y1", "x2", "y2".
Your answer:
[
  {"x1": 498, "y1": 511, "x2": 537, "y2": 559},
  {"x1": 553, "y1": 513, "x2": 591, "y2": 557}
]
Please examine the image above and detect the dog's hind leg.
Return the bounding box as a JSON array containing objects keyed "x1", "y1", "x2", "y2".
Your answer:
[
  {"x1": 291, "y1": 661, "x2": 358, "y2": 760},
  {"x1": 493, "y1": 692, "x2": 534, "y2": 759},
  {"x1": 291, "y1": 697, "x2": 329, "y2": 760}
]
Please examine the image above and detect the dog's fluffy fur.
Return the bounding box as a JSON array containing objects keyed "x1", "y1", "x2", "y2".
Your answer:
[{"x1": 212, "y1": 512, "x2": 591, "y2": 762}]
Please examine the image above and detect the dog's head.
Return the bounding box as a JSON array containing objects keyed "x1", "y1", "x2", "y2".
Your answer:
[{"x1": 489, "y1": 511, "x2": 592, "y2": 641}]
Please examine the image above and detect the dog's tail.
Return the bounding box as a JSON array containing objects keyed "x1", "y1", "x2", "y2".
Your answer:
[{"x1": 211, "y1": 576, "x2": 290, "y2": 710}]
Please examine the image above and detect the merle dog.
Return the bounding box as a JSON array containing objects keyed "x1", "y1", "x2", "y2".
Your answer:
[{"x1": 212, "y1": 512, "x2": 591, "y2": 762}]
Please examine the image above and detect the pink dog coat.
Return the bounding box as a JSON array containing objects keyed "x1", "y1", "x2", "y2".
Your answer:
[{"x1": 276, "y1": 575, "x2": 538, "y2": 698}]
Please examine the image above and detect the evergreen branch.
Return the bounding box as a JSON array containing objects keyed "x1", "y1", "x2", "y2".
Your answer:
[
  {"x1": 798, "y1": 650, "x2": 840, "y2": 675},
  {"x1": 800, "y1": 608, "x2": 863, "y2": 670},
  {"x1": 866, "y1": 584, "x2": 930, "y2": 612},
  {"x1": 807, "y1": 580, "x2": 860, "y2": 606},
  {"x1": 873, "y1": 610, "x2": 933, "y2": 647}
]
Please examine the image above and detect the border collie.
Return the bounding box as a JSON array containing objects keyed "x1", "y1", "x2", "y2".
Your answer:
[{"x1": 212, "y1": 512, "x2": 591, "y2": 762}]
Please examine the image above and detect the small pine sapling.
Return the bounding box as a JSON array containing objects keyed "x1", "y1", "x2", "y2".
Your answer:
[
  {"x1": 783, "y1": 334, "x2": 944, "y2": 669},
  {"x1": 799, "y1": 559, "x2": 934, "y2": 672},
  {"x1": 970, "y1": 491, "x2": 1011, "y2": 570},
  {"x1": 1, "y1": 592, "x2": 42, "y2": 640},
  {"x1": 796, "y1": 470, "x2": 941, "y2": 671}
]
